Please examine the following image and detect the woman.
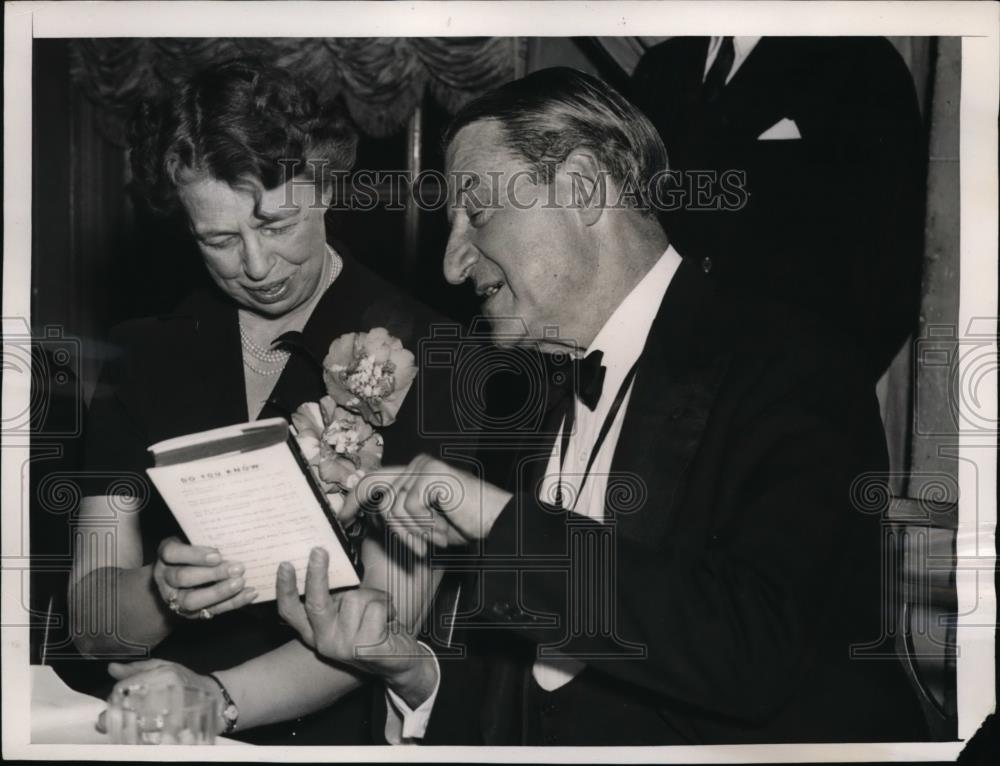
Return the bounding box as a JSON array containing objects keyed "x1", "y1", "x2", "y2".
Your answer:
[{"x1": 68, "y1": 59, "x2": 448, "y2": 744}]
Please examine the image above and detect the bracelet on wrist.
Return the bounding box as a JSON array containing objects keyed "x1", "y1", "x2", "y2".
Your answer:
[{"x1": 207, "y1": 673, "x2": 239, "y2": 735}]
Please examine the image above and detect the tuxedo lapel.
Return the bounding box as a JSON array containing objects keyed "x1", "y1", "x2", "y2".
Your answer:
[
  {"x1": 680, "y1": 37, "x2": 712, "y2": 99},
  {"x1": 666, "y1": 37, "x2": 715, "y2": 155},
  {"x1": 607, "y1": 257, "x2": 731, "y2": 545}
]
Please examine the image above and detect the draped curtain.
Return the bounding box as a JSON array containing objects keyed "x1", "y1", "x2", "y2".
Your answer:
[{"x1": 69, "y1": 37, "x2": 526, "y2": 142}]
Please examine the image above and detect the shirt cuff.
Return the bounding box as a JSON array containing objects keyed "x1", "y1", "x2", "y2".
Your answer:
[{"x1": 383, "y1": 641, "x2": 440, "y2": 744}]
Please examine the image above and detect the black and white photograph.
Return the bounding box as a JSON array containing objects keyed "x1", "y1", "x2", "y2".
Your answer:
[{"x1": 2, "y1": 2, "x2": 997, "y2": 763}]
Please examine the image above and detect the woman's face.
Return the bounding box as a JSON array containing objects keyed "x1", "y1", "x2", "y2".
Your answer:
[{"x1": 178, "y1": 174, "x2": 331, "y2": 318}]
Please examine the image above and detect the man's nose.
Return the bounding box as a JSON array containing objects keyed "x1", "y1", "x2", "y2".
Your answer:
[
  {"x1": 242, "y1": 235, "x2": 275, "y2": 281},
  {"x1": 443, "y1": 227, "x2": 478, "y2": 285}
]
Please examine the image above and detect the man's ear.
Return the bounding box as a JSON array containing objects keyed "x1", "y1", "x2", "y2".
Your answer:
[
  {"x1": 319, "y1": 178, "x2": 335, "y2": 209},
  {"x1": 559, "y1": 149, "x2": 605, "y2": 227}
]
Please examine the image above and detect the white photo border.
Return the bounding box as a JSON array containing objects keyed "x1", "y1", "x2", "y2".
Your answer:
[{"x1": 3, "y1": 1, "x2": 997, "y2": 762}]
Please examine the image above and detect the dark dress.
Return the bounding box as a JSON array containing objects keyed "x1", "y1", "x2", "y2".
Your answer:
[{"x1": 80, "y1": 252, "x2": 459, "y2": 744}]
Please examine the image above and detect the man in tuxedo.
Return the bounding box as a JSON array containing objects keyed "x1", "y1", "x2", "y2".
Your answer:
[
  {"x1": 631, "y1": 37, "x2": 926, "y2": 380},
  {"x1": 277, "y1": 67, "x2": 928, "y2": 744}
]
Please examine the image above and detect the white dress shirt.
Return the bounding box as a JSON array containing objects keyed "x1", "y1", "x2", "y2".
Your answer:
[
  {"x1": 703, "y1": 36, "x2": 762, "y2": 83},
  {"x1": 383, "y1": 641, "x2": 440, "y2": 744},
  {"x1": 385, "y1": 246, "x2": 683, "y2": 737},
  {"x1": 532, "y1": 245, "x2": 682, "y2": 690}
]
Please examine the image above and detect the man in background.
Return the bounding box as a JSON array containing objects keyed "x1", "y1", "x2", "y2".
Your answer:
[{"x1": 631, "y1": 37, "x2": 926, "y2": 380}]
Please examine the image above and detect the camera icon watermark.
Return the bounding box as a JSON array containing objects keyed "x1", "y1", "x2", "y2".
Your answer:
[
  {"x1": 2, "y1": 317, "x2": 83, "y2": 439},
  {"x1": 417, "y1": 319, "x2": 577, "y2": 440}
]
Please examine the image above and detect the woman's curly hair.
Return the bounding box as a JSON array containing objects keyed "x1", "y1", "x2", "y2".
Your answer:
[{"x1": 128, "y1": 58, "x2": 358, "y2": 216}]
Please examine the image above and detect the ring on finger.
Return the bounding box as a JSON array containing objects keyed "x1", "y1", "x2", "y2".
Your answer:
[
  {"x1": 167, "y1": 593, "x2": 182, "y2": 614},
  {"x1": 198, "y1": 608, "x2": 214, "y2": 620}
]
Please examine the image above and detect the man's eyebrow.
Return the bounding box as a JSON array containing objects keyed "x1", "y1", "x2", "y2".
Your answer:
[{"x1": 254, "y1": 206, "x2": 300, "y2": 225}]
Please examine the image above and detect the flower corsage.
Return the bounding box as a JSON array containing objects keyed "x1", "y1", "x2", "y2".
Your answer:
[{"x1": 290, "y1": 328, "x2": 417, "y2": 535}]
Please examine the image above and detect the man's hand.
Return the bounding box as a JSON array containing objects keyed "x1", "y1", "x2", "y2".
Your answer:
[
  {"x1": 347, "y1": 455, "x2": 513, "y2": 555},
  {"x1": 276, "y1": 547, "x2": 437, "y2": 709}
]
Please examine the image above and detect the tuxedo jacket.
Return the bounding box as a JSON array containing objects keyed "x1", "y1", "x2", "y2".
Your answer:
[
  {"x1": 81, "y1": 252, "x2": 462, "y2": 745},
  {"x1": 630, "y1": 37, "x2": 926, "y2": 379},
  {"x1": 422, "y1": 256, "x2": 928, "y2": 745}
]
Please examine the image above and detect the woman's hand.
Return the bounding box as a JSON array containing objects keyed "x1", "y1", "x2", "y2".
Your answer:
[
  {"x1": 152, "y1": 537, "x2": 258, "y2": 619},
  {"x1": 97, "y1": 660, "x2": 225, "y2": 734}
]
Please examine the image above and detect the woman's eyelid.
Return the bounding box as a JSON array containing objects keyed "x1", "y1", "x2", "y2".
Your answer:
[{"x1": 202, "y1": 218, "x2": 293, "y2": 247}]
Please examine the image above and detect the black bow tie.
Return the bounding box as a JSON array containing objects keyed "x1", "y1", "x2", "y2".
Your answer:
[{"x1": 573, "y1": 350, "x2": 607, "y2": 411}]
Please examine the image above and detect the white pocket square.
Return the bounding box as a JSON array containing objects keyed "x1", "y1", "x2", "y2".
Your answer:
[{"x1": 757, "y1": 118, "x2": 801, "y2": 140}]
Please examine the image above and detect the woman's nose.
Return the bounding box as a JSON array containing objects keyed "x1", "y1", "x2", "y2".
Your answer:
[
  {"x1": 241, "y1": 235, "x2": 274, "y2": 281},
  {"x1": 443, "y1": 227, "x2": 478, "y2": 285}
]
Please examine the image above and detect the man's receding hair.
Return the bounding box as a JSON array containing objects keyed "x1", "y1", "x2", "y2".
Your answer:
[
  {"x1": 128, "y1": 58, "x2": 358, "y2": 216},
  {"x1": 444, "y1": 67, "x2": 668, "y2": 215}
]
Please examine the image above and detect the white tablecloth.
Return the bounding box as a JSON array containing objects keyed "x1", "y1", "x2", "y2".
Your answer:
[{"x1": 30, "y1": 665, "x2": 244, "y2": 746}]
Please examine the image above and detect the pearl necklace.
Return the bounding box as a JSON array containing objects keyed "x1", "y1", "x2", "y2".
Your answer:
[
  {"x1": 241, "y1": 355, "x2": 287, "y2": 377},
  {"x1": 240, "y1": 326, "x2": 290, "y2": 363},
  {"x1": 240, "y1": 247, "x2": 343, "y2": 376}
]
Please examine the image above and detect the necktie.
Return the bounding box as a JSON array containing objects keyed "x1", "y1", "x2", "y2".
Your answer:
[{"x1": 703, "y1": 36, "x2": 735, "y2": 106}]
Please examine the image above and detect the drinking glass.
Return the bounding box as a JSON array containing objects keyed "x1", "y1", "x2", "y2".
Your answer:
[{"x1": 105, "y1": 683, "x2": 218, "y2": 744}]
